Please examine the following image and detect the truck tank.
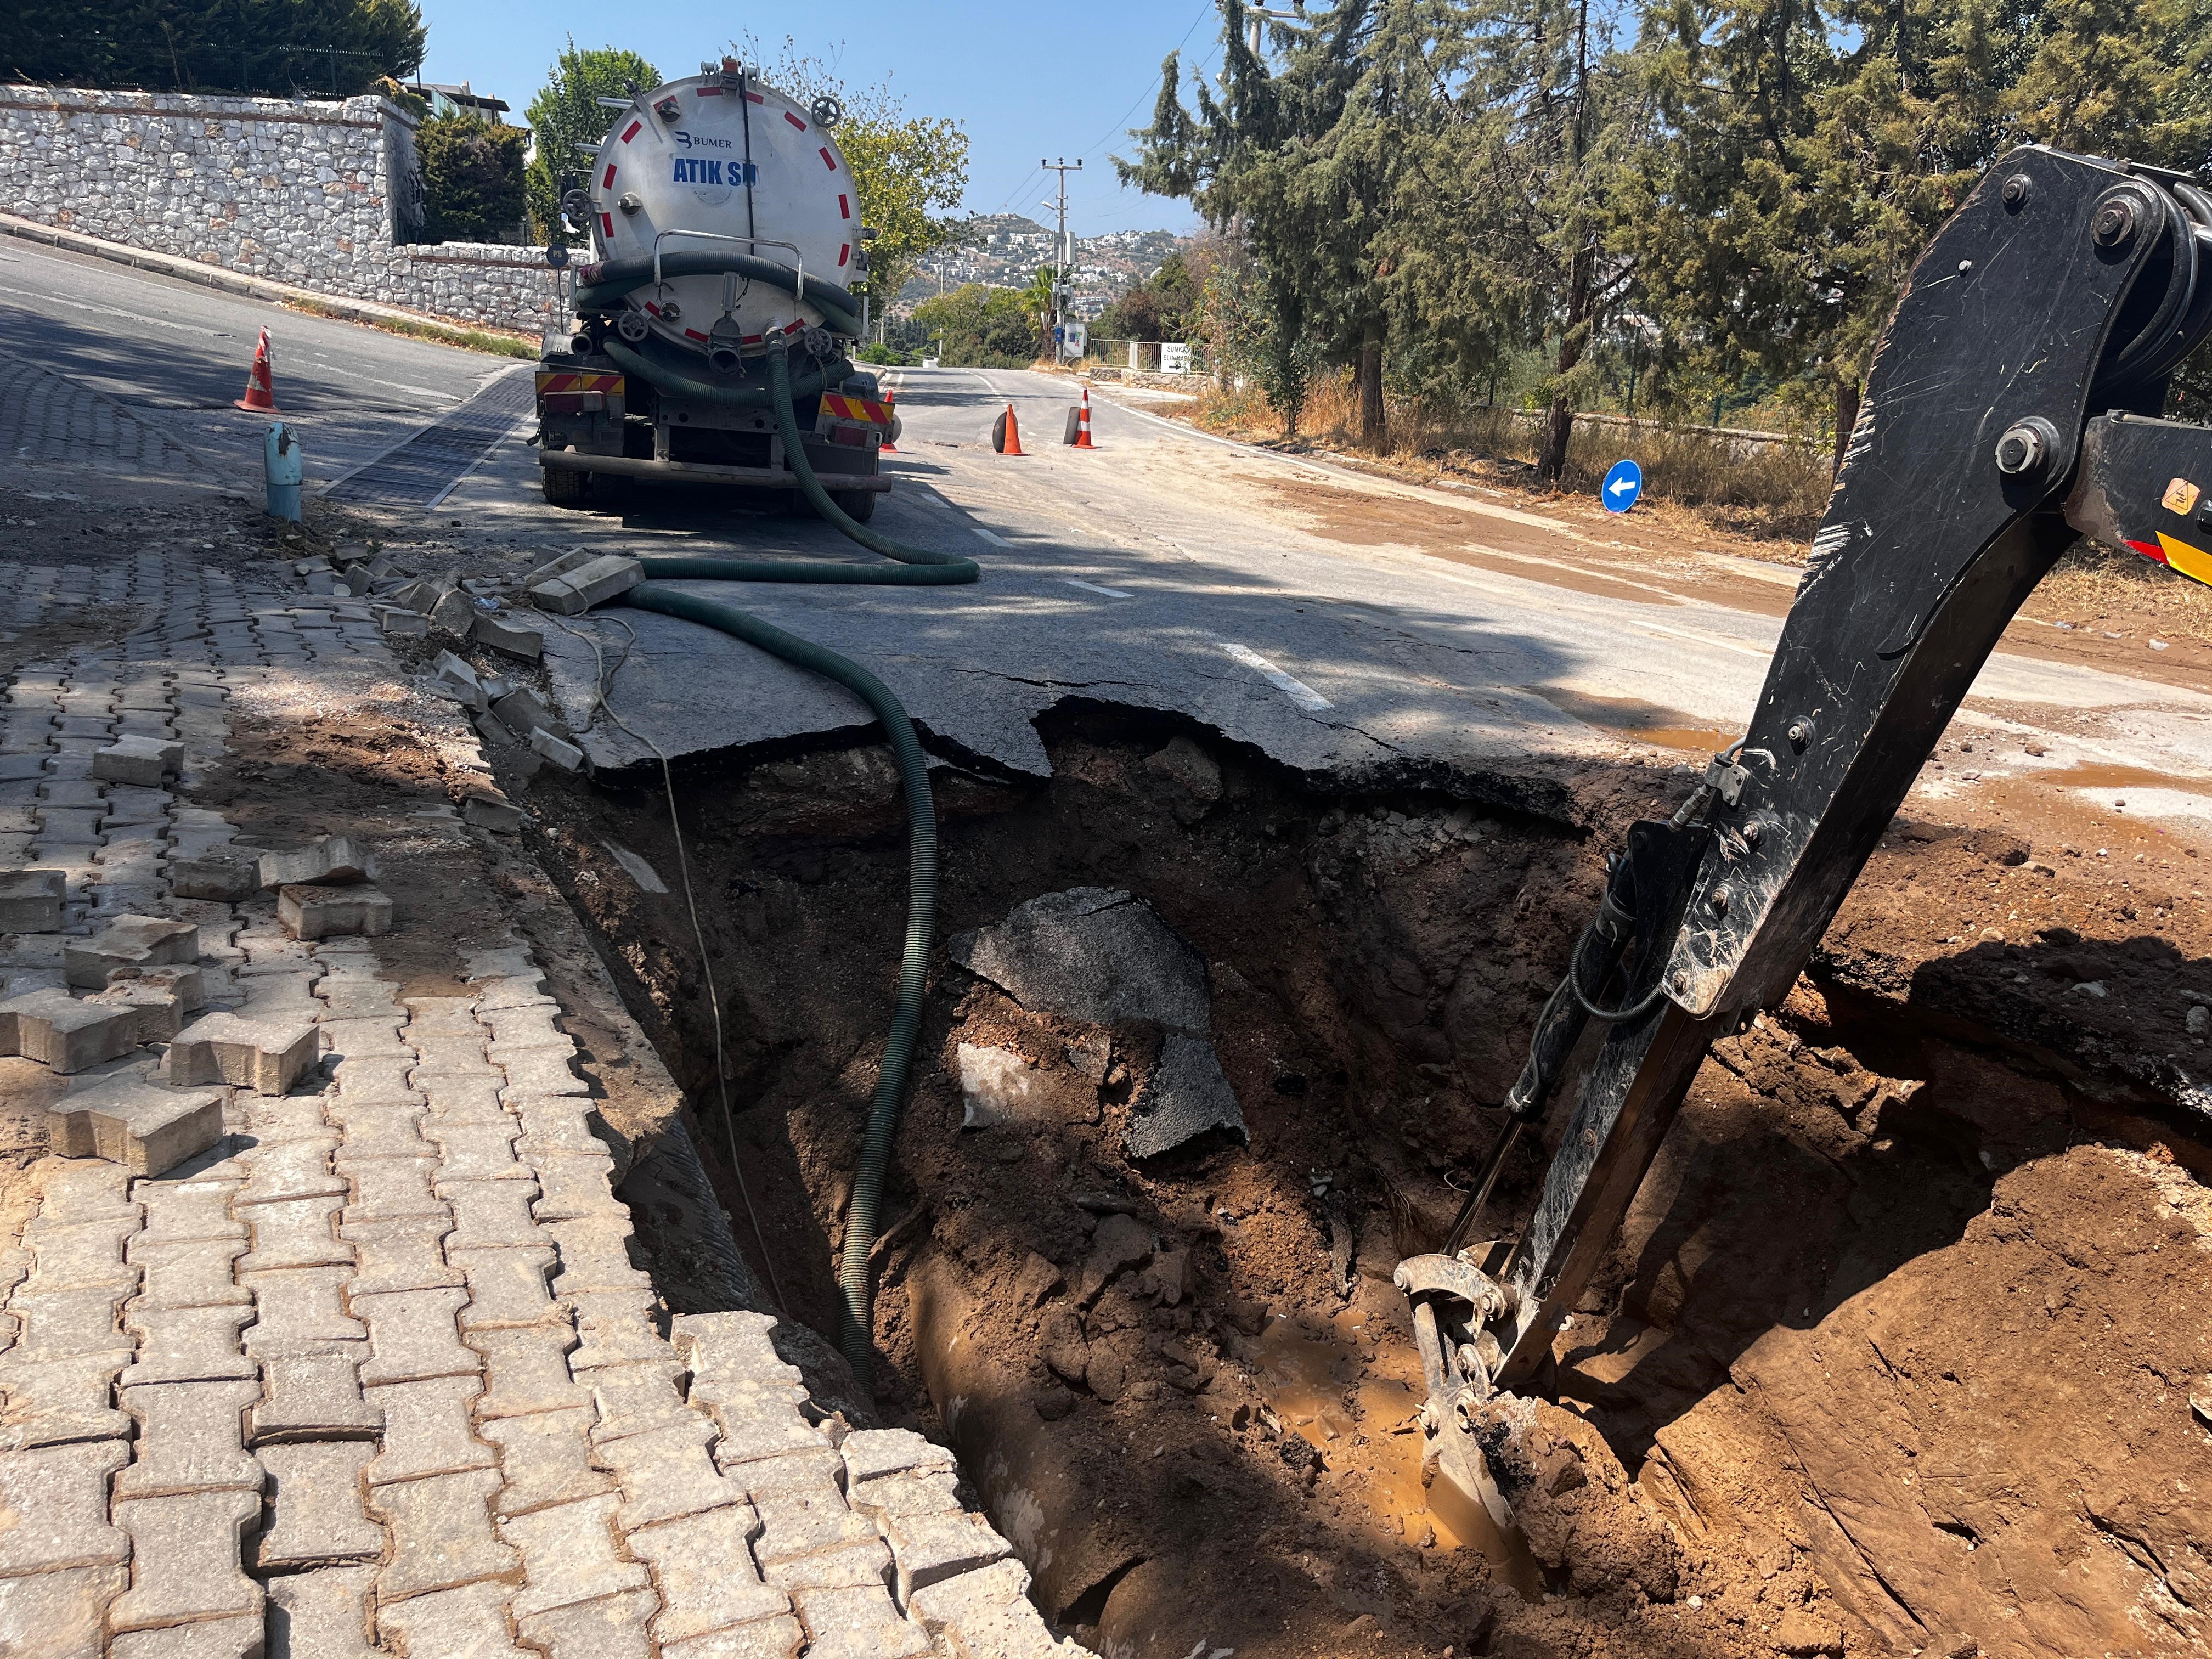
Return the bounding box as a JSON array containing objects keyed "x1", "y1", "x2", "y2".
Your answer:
[
  {"x1": 585, "y1": 70, "x2": 860, "y2": 360},
  {"x1": 538, "y1": 64, "x2": 894, "y2": 512}
]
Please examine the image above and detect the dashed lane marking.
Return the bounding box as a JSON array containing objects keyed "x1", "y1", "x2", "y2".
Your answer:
[
  {"x1": 1215, "y1": 640, "x2": 1332, "y2": 712},
  {"x1": 1062, "y1": 578, "x2": 1132, "y2": 598},
  {"x1": 973, "y1": 527, "x2": 1012, "y2": 546}
]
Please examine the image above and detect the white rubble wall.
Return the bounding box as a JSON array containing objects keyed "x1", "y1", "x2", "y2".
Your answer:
[{"x1": 0, "y1": 84, "x2": 560, "y2": 335}]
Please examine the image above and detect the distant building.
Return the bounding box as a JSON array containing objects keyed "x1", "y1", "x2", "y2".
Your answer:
[{"x1": 409, "y1": 81, "x2": 511, "y2": 123}]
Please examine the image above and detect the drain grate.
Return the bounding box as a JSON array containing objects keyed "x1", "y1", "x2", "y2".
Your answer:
[{"x1": 323, "y1": 369, "x2": 536, "y2": 508}]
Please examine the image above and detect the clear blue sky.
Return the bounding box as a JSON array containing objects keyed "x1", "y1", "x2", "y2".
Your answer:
[{"x1": 415, "y1": 1, "x2": 1220, "y2": 237}]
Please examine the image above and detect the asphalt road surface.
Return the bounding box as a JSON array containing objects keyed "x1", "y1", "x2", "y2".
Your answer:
[{"x1": 9, "y1": 235, "x2": 2212, "y2": 836}]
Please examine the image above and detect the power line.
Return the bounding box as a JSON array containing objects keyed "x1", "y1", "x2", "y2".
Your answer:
[{"x1": 1081, "y1": 0, "x2": 1219, "y2": 160}]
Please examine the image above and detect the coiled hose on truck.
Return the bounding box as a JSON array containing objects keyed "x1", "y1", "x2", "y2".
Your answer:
[{"x1": 623, "y1": 349, "x2": 978, "y2": 1394}]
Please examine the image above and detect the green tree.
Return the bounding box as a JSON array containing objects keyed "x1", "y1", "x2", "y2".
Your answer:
[
  {"x1": 736, "y1": 38, "x2": 972, "y2": 311},
  {"x1": 2, "y1": 0, "x2": 424, "y2": 95},
  {"x1": 524, "y1": 41, "x2": 659, "y2": 245},
  {"x1": 911, "y1": 284, "x2": 1040, "y2": 366},
  {"x1": 418, "y1": 112, "x2": 527, "y2": 244}
]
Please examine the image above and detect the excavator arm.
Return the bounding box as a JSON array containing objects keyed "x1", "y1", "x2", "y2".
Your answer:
[{"x1": 1401, "y1": 146, "x2": 2212, "y2": 1503}]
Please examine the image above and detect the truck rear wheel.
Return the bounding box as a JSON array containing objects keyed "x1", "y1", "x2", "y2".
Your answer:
[
  {"x1": 833, "y1": 489, "x2": 878, "y2": 524},
  {"x1": 541, "y1": 464, "x2": 588, "y2": 507}
]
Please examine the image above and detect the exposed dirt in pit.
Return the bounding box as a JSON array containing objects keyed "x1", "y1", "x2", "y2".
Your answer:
[{"x1": 504, "y1": 709, "x2": 2212, "y2": 1658}]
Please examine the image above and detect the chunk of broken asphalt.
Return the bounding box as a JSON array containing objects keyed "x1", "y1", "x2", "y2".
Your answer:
[
  {"x1": 950, "y1": 888, "x2": 1211, "y2": 1033},
  {"x1": 1124, "y1": 1033, "x2": 1248, "y2": 1161}
]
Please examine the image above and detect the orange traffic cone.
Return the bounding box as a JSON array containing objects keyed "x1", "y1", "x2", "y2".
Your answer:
[
  {"x1": 995, "y1": 400, "x2": 1024, "y2": 456},
  {"x1": 1071, "y1": 384, "x2": 1096, "y2": 449},
  {"x1": 234, "y1": 327, "x2": 278, "y2": 413},
  {"x1": 880, "y1": 388, "x2": 898, "y2": 453}
]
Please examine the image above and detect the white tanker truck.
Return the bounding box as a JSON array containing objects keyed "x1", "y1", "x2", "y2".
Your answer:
[{"x1": 534, "y1": 61, "x2": 897, "y2": 518}]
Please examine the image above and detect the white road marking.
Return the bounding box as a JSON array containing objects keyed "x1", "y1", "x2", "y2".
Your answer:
[
  {"x1": 1062, "y1": 578, "x2": 1132, "y2": 598},
  {"x1": 1216, "y1": 640, "x2": 1332, "y2": 711},
  {"x1": 0, "y1": 281, "x2": 464, "y2": 403},
  {"x1": 1626, "y1": 618, "x2": 1775, "y2": 661},
  {"x1": 973, "y1": 526, "x2": 1012, "y2": 546}
]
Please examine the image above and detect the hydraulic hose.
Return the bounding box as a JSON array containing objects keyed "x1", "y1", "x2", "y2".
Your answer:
[
  {"x1": 601, "y1": 337, "x2": 837, "y2": 410},
  {"x1": 619, "y1": 349, "x2": 975, "y2": 1394},
  {"x1": 576, "y1": 250, "x2": 864, "y2": 337}
]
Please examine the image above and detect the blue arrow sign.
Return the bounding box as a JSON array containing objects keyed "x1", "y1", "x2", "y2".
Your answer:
[{"x1": 1601, "y1": 458, "x2": 1643, "y2": 514}]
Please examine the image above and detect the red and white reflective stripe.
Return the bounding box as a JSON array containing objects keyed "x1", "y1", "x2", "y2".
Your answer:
[
  {"x1": 784, "y1": 111, "x2": 808, "y2": 131},
  {"x1": 818, "y1": 147, "x2": 836, "y2": 171},
  {"x1": 685, "y1": 328, "x2": 709, "y2": 341},
  {"x1": 620, "y1": 120, "x2": 641, "y2": 143},
  {"x1": 698, "y1": 86, "x2": 723, "y2": 97},
  {"x1": 745, "y1": 91, "x2": 764, "y2": 104},
  {"x1": 838, "y1": 194, "x2": 850, "y2": 219},
  {"x1": 742, "y1": 333, "x2": 763, "y2": 345},
  {"x1": 602, "y1": 165, "x2": 616, "y2": 189},
  {"x1": 645, "y1": 302, "x2": 662, "y2": 317},
  {"x1": 600, "y1": 212, "x2": 614, "y2": 237},
  {"x1": 838, "y1": 245, "x2": 849, "y2": 267}
]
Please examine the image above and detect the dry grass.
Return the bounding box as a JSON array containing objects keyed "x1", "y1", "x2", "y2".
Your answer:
[
  {"x1": 2026, "y1": 541, "x2": 2212, "y2": 647},
  {"x1": 281, "y1": 296, "x2": 539, "y2": 360},
  {"x1": 1189, "y1": 369, "x2": 1833, "y2": 541}
]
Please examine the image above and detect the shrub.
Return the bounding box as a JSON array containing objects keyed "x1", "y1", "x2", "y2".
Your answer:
[{"x1": 418, "y1": 112, "x2": 527, "y2": 245}]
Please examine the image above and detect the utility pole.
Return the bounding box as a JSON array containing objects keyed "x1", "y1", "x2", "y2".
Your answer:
[{"x1": 1041, "y1": 157, "x2": 1081, "y2": 366}]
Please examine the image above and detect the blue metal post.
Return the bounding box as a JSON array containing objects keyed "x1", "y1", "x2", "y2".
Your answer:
[{"x1": 264, "y1": 422, "x2": 302, "y2": 522}]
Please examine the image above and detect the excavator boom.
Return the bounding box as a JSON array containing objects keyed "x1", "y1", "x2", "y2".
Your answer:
[{"x1": 1401, "y1": 147, "x2": 2212, "y2": 1476}]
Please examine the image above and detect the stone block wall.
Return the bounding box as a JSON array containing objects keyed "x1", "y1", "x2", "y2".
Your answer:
[{"x1": 0, "y1": 84, "x2": 560, "y2": 335}]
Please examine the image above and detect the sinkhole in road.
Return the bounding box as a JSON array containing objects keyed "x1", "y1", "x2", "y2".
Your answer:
[{"x1": 522, "y1": 704, "x2": 2212, "y2": 1659}]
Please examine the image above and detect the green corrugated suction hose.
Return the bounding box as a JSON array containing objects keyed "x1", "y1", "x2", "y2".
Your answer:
[{"x1": 623, "y1": 349, "x2": 977, "y2": 1396}]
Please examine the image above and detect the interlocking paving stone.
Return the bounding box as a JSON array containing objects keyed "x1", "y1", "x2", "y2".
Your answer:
[
  {"x1": 114, "y1": 1379, "x2": 262, "y2": 1497},
  {"x1": 363, "y1": 1376, "x2": 494, "y2": 1484},
  {"x1": 238, "y1": 1194, "x2": 354, "y2": 1273},
  {"x1": 627, "y1": 1504, "x2": 788, "y2": 1644},
  {"x1": 882, "y1": 1511, "x2": 1018, "y2": 1606},
  {"x1": 110, "y1": 1611, "x2": 265, "y2": 1658},
  {"x1": 0, "y1": 626, "x2": 1051, "y2": 1659},
  {"x1": 340, "y1": 1214, "x2": 461, "y2": 1295},
  {"x1": 471, "y1": 1325, "x2": 593, "y2": 1419},
  {"x1": 240, "y1": 1266, "x2": 365, "y2": 1355},
  {"x1": 0, "y1": 1561, "x2": 127, "y2": 1658},
  {"x1": 376, "y1": 1579, "x2": 532, "y2": 1659},
  {"x1": 502, "y1": 1492, "x2": 650, "y2": 1618},
  {"x1": 250, "y1": 1348, "x2": 381, "y2": 1440},
  {"x1": 515, "y1": 1586, "x2": 658, "y2": 1659},
  {"x1": 365, "y1": 1467, "x2": 519, "y2": 1600},
  {"x1": 448, "y1": 1245, "x2": 556, "y2": 1330},
  {"x1": 0, "y1": 1349, "x2": 134, "y2": 1448},
  {"x1": 234, "y1": 1136, "x2": 348, "y2": 1205},
  {"x1": 595, "y1": 1417, "x2": 752, "y2": 1532},
  {"x1": 265, "y1": 1562, "x2": 380, "y2": 1658},
  {"x1": 119, "y1": 1303, "x2": 255, "y2": 1386},
  {"x1": 478, "y1": 1407, "x2": 613, "y2": 1517},
  {"x1": 337, "y1": 1156, "x2": 445, "y2": 1225},
  {"x1": 0, "y1": 1441, "x2": 131, "y2": 1574},
  {"x1": 256, "y1": 1442, "x2": 382, "y2": 1567},
  {"x1": 658, "y1": 1618, "x2": 808, "y2": 1659},
  {"x1": 789, "y1": 1585, "x2": 934, "y2": 1659},
  {"x1": 108, "y1": 1487, "x2": 262, "y2": 1630},
  {"x1": 354, "y1": 1286, "x2": 479, "y2": 1385},
  {"x1": 439, "y1": 1180, "x2": 541, "y2": 1251}
]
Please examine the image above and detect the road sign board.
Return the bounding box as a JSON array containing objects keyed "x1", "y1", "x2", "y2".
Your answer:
[{"x1": 1602, "y1": 458, "x2": 1643, "y2": 513}]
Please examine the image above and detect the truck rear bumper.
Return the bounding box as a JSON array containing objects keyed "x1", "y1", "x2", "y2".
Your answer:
[{"x1": 540, "y1": 450, "x2": 893, "y2": 491}]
